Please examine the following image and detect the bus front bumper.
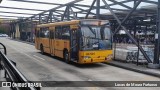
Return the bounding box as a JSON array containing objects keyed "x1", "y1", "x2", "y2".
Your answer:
[{"x1": 78, "y1": 50, "x2": 113, "y2": 64}]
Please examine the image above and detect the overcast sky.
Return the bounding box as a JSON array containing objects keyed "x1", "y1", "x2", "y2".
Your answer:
[{"x1": 0, "y1": 0, "x2": 157, "y2": 19}]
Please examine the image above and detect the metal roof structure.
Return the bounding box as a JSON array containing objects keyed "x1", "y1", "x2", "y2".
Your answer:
[
  {"x1": 0, "y1": 0, "x2": 158, "y2": 22},
  {"x1": 0, "y1": 0, "x2": 159, "y2": 65}
]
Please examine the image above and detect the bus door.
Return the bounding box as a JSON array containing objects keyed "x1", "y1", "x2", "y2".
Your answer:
[
  {"x1": 70, "y1": 29, "x2": 79, "y2": 61},
  {"x1": 39, "y1": 27, "x2": 50, "y2": 53},
  {"x1": 49, "y1": 27, "x2": 55, "y2": 55}
]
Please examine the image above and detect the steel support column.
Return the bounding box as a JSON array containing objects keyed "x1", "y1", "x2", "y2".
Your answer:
[
  {"x1": 112, "y1": 0, "x2": 143, "y2": 35},
  {"x1": 102, "y1": 0, "x2": 152, "y2": 63},
  {"x1": 133, "y1": 20, "x2": 137, "y2": 38},
  {"x1": 109, "y1": 0, "x2": 132, "y2": 9},
  {"x1": 39, "y1": 15, "x2": 42, "y2": 24},
  {"x1": 61, "y1": 5, "x2": 70, "y2": 21},
  {"x1": 96, "y1": 0, "x2": 100, "y2": 19},
  {"x1": 67, "y1": 5, "x2": 70, "y2": 21},
  {"x1": 85, "y1": 0, "x2": 96, "y2": 19},
  {"x1": 70, "y1": 7, "x2": 77, "y2": 19},
  {"x1": 75, "y1": 12, "x2": 78, "y2": 18},
  {"x1": 30, "y1": 18, "x2": 34, "y2": 42},
  {"x1": 153, "y1": 0, "x2": 160, "y2": 64},
  {"x1": 47, "y1": 11, "x2": 53, "y2": 23},
  {"x1": 134, "y1": 0, "x2": 137, "y2": 7}
]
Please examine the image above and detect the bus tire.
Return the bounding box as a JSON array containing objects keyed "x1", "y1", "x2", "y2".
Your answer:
[
  {"x1": 63, "y1": 50, "x2": 69, "y2": 63},
  {"x1": 40, "y1": 44, "x2": 44, "y2": 54}
]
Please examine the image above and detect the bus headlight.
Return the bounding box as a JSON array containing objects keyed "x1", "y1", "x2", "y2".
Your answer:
[
  {"x1": 105, "y1": 54, "x2": 113, "y2": 60},
  {"x1": 83, "y1": 56, "x2": 91, "y2": 59}
]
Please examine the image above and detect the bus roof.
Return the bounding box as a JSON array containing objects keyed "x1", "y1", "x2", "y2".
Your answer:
[
  {"x1": 36, "y1": 19, "x2": 109, "y2": 28},
  {"x1": 37, "y1": 20, "x2": 80, "y2": 28}
]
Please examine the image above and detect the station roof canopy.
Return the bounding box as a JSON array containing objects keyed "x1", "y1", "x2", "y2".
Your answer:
[{"x1": 0, "y1": 0, "x2": 158, "y2": 22}]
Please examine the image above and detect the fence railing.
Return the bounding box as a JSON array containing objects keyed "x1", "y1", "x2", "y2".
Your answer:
[{"x1": 0, "y1": 43, "x2": 40, "y2": 90}]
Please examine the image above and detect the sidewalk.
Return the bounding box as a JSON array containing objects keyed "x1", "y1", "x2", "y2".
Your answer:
[
  {"x1": 107, "y1": 60, "x2": 160, "y2": 78},
  {"x1": 9, "y1": 38, "x2": 34, "y2": 45},
  {"x1": 0, "y1": 70, "x2": 11, "y2": 90}
]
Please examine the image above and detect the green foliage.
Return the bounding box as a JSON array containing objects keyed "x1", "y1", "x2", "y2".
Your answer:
[{"x1": 0, "y1": 27, "x2": 7, "y2": 34}]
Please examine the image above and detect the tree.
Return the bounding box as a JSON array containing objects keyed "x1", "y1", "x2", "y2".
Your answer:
[
  {"x1": 0, "y1": 27, "x2": 6, "y2": 34},
  {"x1": 0, "y1": 23, "x2": 8, "y2": 34}
]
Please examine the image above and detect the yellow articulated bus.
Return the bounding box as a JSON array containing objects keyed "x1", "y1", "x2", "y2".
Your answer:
[{"x1": 35, "y1": 19, "x2": 112, "y2": 64}]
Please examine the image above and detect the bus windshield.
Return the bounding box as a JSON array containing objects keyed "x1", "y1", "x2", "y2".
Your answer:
[{"x1": 81, "y1": 25, "x2": 112, "y2": 50}]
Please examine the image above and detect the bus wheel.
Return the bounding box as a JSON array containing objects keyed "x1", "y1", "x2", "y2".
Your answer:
[
  {"x1": 64, "y1": 50, "x2": 69, "y2": 63},
  {"x1": 40, "y1": 45, "x2": 44, "y2": 54}
]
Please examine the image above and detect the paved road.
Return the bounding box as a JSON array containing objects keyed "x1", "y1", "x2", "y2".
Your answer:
[{"x1": 0, "y1": 38, "x2": 160, "y2": 90}]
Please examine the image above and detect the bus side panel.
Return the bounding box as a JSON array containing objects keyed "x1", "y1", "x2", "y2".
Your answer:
[
  {"x1": 50, "y1": 39, "x2": 55, "y2": 55},
  {"x1": 54, "y1": 39, "x2": 64, "y2": 58},
  {"x1": 54, "y1": 39, "x2": 70, "y2": 58},
  {"x1": 38, "y1": 38, "x2": 43, "y2": 50},
  {"x1": 49, "y1": 27, "x2": 55, "y2": 56},
  {"x1": 42, "y1": 38, "x2": 50, "y2": 54},
  {"x1": 36, "y1": 38, "x2": 42, "y2": 50},
  {"x1": 35, "y1": 37, "x2": 39, "y2": 50}
]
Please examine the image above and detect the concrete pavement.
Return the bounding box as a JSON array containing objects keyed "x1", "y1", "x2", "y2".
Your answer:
[{"x1": 0, "y1": 37, "x2": 160, "y2": 90}]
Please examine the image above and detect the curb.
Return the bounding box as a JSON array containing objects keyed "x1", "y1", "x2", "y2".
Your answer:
[
  {"x1": 9, "y1": 38, "x2": 34, "y2": 45},
  {"x1": 106, "y1": 62, "x2": 160, "y2": 78}
]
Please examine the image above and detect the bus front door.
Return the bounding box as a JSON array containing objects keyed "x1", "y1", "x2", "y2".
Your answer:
[{"x1": 70, "y1": 30, "x2": 79, "y2": 61}]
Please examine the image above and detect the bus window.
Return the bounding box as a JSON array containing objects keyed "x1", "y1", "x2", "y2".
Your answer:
[
  {"x1": 44, "y1": 30, "x2": 49, "y2": 38},
  {"x1": 61, "y1": 26, "x2": 70, "y2": 40},
  {"x1": 40, "y1": 27, "x2": 49, "y2": 38},
  {"x1": 55, "y1": 26, "x2": 61, "y2": 39}
]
